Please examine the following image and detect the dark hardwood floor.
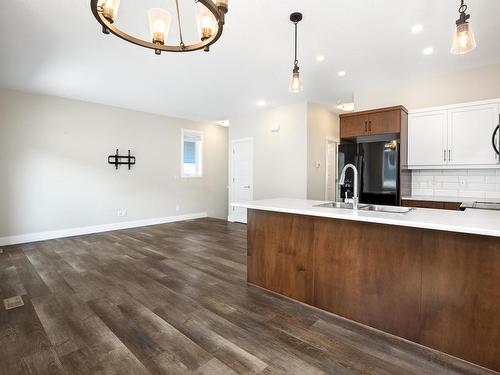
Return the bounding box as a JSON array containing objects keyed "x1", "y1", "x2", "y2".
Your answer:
[{"x1": 0, "y1": 218, "x2": 496, "y2": 375}]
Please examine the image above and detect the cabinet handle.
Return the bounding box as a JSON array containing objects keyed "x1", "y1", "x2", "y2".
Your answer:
[
  {"x1": 364, "y1": 122, "x2": 367, "y2": 132},
  {"x1": 368, "y1": 120, "x2": 372, "y2": 132},
  {"x1": 444, "y1": 150, "x2": 447, "y2": 162},
  {"x1": 448, "y1": 149, "x2": 451, "y2": 162}
]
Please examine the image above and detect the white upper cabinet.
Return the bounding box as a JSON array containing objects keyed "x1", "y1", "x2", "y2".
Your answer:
[
  {"x1": 448, "y1": 104, "x2": 499, "y2": 166},
  {"x1": 408, "y1": 100, "x2": 500, "y2": 169},
  {"x1": 408, "y1": 111, "x2": 447, "y2": 167}
]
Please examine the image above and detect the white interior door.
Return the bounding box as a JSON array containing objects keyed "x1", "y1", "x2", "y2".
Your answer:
[
  {"x1": 230, "y1": 138, "x2": 253, "y2": 224},
  {"x1": 325, "y1": 139, "x2": 337, "y2": 201},
  {"x1": 408, "y1": 110, "x2": 448, "y2": 166},
  {"x1": 447, "y1": 103, "x2": 500, "y2": 165}
]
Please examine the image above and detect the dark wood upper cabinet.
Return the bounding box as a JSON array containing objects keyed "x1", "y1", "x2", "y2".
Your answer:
[
  {"x1": 339, "y1": 114, "x2": 369, "y2": 138},
  {"x1": 340, "y1": 106, "x2": 407, "y2": 138}
]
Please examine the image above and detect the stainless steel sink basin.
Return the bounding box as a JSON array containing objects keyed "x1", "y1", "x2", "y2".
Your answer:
[
  {"x1": 360, "y1": 205, "x2": 414, "y2": 214},
  {"x1": 314, "y1": 202, "x2": 369, "y2": 209}
]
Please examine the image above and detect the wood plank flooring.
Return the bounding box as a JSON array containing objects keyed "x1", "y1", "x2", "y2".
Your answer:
[{"x1": 0, "y1": 218, "x2": 496, "y2": 375}]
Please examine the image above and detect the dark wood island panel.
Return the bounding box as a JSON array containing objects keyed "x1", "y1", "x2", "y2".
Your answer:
[{"x1": 247, "y1": 209, "x2": 500, "y2": 372}]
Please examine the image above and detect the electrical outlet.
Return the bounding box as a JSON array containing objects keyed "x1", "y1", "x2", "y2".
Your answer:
[
  {"x1": 117, "y1": 209, "x2": 127, "y2": 217},
  {"x1": 175, "y1": 205, "x2": 180, "y2": 212}
]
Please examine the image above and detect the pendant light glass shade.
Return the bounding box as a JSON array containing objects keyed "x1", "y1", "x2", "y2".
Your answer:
[
  {"x1": 288, "y1": 70, "x2": 303, "y2": 93},
  {"x1": 451, "y1": 22, "x2": 476, "y2": 54},
  {"x1": 197, "y1": 11, "x2": 216, "y2": 41},
  {"x1": 148, "y1": 8, "x2": 172, "y2": 45},
  {"x1": 99, "y1": 0, "x2": 121, "y2": 22}
]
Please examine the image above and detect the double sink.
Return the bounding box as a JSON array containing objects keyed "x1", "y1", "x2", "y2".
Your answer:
[{"x1": 315, "y1": 202, "x2": 414, "y2": 214}]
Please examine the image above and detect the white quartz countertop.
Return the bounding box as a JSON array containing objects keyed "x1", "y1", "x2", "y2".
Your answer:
[
  {"x1": 232, "y1": 198, "x2": 500, "y2": 238},
  {"x1": 401, "y1": 195, "x2": 500, "y2": 203}
]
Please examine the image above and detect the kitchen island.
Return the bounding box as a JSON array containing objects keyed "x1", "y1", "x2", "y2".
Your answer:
[{"x1": 232, "y1": 199, "x2": 500, "y2": 372}]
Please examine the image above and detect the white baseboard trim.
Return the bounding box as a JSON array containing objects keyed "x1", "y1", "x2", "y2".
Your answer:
[{"x1": 0, "y1": 212, "x2": 207, "y2": 247}]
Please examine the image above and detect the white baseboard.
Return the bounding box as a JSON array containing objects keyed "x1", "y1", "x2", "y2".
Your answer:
[{"x1": 0, "y1": 212, "x2": 207, "y2": 247}]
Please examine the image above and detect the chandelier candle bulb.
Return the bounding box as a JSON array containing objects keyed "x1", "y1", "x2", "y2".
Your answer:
[
  {"x1": 100, "y1": 0, "x2": 120, "y2": 22},
  {"x1": 197, "y1": 13, "x2": 216, "y2": 41},
  {"x1": 148, "y1": 8, "x2": 172, "y2": 55}
]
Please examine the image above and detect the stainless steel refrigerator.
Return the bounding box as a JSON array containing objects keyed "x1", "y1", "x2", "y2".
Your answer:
[{"x1": 338, "y1": 140, "x2": 400, "y2": 206}]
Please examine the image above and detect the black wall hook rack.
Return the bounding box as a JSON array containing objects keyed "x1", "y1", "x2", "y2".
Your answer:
[{"x1": 108, "y1": 149, "x2": 136, "y2": 170}]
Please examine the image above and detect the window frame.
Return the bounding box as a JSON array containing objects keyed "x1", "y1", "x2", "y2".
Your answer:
[{"x1": 181, "y1": 128, "x2": 204, "y2": 178}]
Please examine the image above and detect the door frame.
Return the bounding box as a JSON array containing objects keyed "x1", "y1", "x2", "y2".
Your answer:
[
  {"x1": 325, "y1": 136, "x2": 339, "y2": 201},
  {"x1": 228, "y1": 137, "x2": 254, "y2": 222}
]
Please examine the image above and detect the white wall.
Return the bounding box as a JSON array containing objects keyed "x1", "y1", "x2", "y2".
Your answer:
[
  {"x1": 356, "y1": 63, "x2": 500, "y2": 111},
  {"x1": 0, "y1": 89, "x2": 228, "y2": 240},
  {"x1": 229, "y1": 102, "x2": 308, "y2": 201},
  {"x1": 307, "y1": 103, "x2": 339, "y2": 200}
]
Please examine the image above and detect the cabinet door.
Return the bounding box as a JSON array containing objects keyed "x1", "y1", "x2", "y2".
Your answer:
[
  {"x1": 408, "y1": 111, "x2": 447, "y2": 167},
  {"x1": 447, "y1": 104, "x2": 499, "y2": 166},
  {"x1": 341, "y1": 114, "x2": 369, "y2": 138},
  {"x1": 368, "y1": 110, "x2": 401, "y2": 135}
]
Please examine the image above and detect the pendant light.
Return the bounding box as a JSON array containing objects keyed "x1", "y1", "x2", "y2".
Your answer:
[
  {"x1": 451, "y1": 0, "x2": 477, "y2": 55},
  {"x1": 289, "y1": 12, "x2": 303, "y2": 93}
]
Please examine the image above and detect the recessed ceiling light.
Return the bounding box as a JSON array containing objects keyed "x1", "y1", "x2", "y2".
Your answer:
[
  {"x1": 216, "y1": 120, "x2": 230, "y2": 127},
  {"x1": 411, "y1": 24, "x2": 423, "y2": 34},
  {"x1": 337, "y1": 102, "x2": 355, "y2": 112},
  {"x1": 423, "y1": 47, "x2": 434, "y2": 55},
  {"x1": 256, "y1": 100, "x2": 266, "y2": 107},
  {"x1": 316, "y1": 55, "x2": 325, "y2": 62},
  {"x1": 337, "y1": 71, "x2": 346, "y2": 77}
]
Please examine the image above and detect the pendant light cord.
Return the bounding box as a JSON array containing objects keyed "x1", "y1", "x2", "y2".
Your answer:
[
  {"x1": 293, "y1": 21, "x2": 299, "y2": 66},
  {"x1": 175, "y1": 0, "x2": 185, "y2": 48}
]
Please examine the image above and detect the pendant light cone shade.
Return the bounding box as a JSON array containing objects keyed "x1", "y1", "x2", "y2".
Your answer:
[
  {"x1": 289, "y1": 70, "x2": 303, "y2": 93},
  {"x1": 98, "y1": 0, "x2": 120, "y2": 21},
  {"x1": 197, "y1": 10, "x2": 216, "y2": 41},
  {"x1": 148, "y1": 8, "x2": 172, "y2": 46},
  {"x1": 451, "y1": 22, "x2": 476, "y2": 54}
]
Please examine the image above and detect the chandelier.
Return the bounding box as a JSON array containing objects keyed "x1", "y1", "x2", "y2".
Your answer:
[{"x1": 90, "y1": 0, "x2": 229, "y2": 54}]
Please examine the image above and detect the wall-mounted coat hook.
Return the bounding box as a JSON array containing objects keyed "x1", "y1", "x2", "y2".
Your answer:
[{"x1": 107, "y1": 149, "x2": 136, "y2": 170}]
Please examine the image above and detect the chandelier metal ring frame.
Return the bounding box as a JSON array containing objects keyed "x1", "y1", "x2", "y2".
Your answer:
[{"x1": 90, "y1": 0, "x2": 226, "y2": 53}]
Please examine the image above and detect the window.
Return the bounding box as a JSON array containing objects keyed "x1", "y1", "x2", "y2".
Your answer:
[{"x1": 181, "y1": 129, "x2": 203, "y2": 177}]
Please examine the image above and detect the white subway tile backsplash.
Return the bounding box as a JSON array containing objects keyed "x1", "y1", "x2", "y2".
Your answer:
[
  {"x1": 486, "y1": 191, "x2": 500, "y2": 199},
  {"x1": 468, "y1": 169, "x2": 496, "y2": 176},
  {"x1": 459, "y1": 175, "x2": 485, "y2": 184},
  {"x1": 434, "y1": 175, "x2": 459, "y2": 183},
  {"x1": 467, "y1": 183, "x2": 496, "y2": 192},
  {"x1": 411, "y1": 169, "x2": 500, "y2": 200},
  {"x1": 412, "y1": 188, "x2": 434, "y2": 196},
  {"x1": 442, "y1": 169, "x2": 468, "y2": 175},
  {"x1": 434, "y1": 189, "x2": 460, "y2": 197},
  {"x1": 485, "y1": 176, "x2": 500, "y2": 184},
  {"x1": 419, "y1": 170, "x2": 441, "y2": 176},
  {"x1": 458, "y1": 191, "x2": 486, "y2": 199}
]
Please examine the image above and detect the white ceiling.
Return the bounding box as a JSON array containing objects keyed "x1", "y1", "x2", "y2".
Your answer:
[{"x1": 1, "y1": 0, "x2": 500, "y2": 121}]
